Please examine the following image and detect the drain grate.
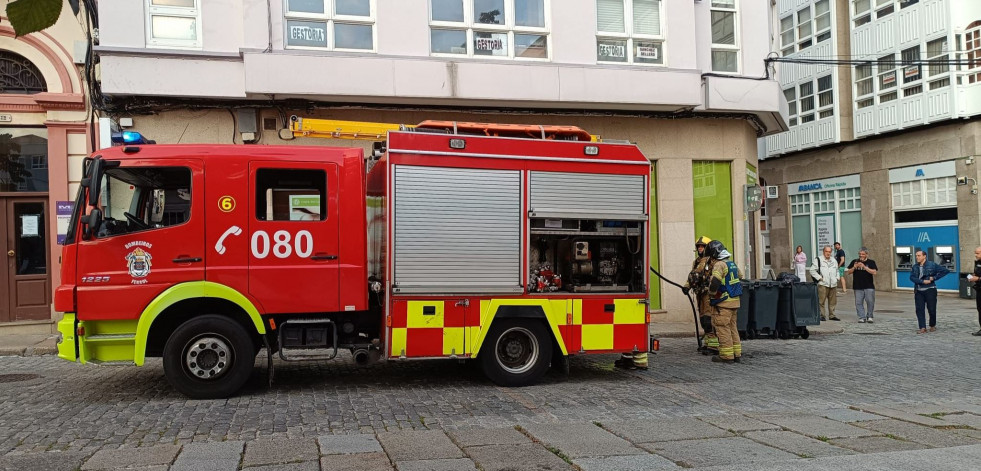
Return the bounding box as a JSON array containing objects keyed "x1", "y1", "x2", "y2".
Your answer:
[{"x1": 0, "y1": 373, "x2": 41, "y2": 383}]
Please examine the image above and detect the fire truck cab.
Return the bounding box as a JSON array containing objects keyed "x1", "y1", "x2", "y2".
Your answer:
[{"x1": 56, "y1": 121, "x2": 653, "y2": 398}]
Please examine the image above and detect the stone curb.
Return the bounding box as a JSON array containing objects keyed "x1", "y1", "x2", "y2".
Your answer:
[{"x1": 655, "y1": 327, "x2": 844, "y2": 338}]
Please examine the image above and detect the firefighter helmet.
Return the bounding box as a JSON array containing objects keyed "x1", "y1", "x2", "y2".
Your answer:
[
  {"x1": 705, "y1": 240, "x2": 728, "y2": 260},
  {"x1": 695, "y1": 236, "x2": 712, "y2": 247}
]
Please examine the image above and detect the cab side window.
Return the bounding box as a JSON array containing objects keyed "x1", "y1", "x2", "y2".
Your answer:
[
  {"x1": 255, "y1": 169, "x2": 327, "y2": 221},
  {"x1": 98, "y1": 166, "x2": 191, "y2": 237}
]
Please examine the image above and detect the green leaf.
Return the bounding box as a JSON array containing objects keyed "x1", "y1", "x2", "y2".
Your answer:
[{"x1": 7, "y1": 0, "x2": 64, "y2": 37}]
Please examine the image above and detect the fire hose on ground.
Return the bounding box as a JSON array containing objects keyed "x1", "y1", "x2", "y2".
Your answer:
[{"x1": 649, "y1": 266, "x2": 703, "y2": 350}]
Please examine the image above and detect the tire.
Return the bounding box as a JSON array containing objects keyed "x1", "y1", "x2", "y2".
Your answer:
[
  {"x1": 163, "y1": 314, "x2": 256, "y2": 399},
  {"x1": 800, "y1": 328, "x2": 810, "y2": 340},
  {"x1": 480, "y1": 319, "x2": 552, "y2": 387}
]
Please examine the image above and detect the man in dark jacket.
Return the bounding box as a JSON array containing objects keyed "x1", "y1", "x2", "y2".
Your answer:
[
  {"x1": 910, "y1": 250, "x2": 949, "y2": 334},
  {"x1": 965, "y1": 246, "x2": 981, "y2": 336}
]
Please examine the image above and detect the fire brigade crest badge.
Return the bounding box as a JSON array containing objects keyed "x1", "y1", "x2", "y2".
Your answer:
[{"x1": 126, "y1": 247, "x2": 152, "y2": 279}]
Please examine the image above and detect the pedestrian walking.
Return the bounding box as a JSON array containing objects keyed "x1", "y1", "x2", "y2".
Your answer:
[
  {"x1": 835, "y1": 242, "x2": 847, "y2": 293},
  {"x1": 706, "y1": 240, "x2": 742, "y2": 364},
  {"x1": 809, "y1": 246, "x2": 841, "y2": 321},
  {"x1": 846, "y1": 247, "x2": 878, "y2": 323},
  {"x1": 793, "y1": 245, "x2": 807, "y2": 282},
  {"x1": 910, "y1": 250, "x2": 949, "y2": 334},
  {"x1": 964, "y1": 246, "x2": 981, "y2": 336}
]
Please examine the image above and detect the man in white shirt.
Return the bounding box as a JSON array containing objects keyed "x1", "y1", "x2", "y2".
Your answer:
[{"x1": 809, "y1": 245, "x2": 841, "y2": 321}]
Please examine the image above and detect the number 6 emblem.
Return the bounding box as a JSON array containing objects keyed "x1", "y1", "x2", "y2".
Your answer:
[{"x1": 218, "y1": 196, "x2": 236, "y2": 212}]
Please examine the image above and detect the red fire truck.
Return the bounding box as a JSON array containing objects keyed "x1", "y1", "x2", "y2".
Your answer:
[{"x1": 55, "y1": 118, "x2": 654, "y2": 398}]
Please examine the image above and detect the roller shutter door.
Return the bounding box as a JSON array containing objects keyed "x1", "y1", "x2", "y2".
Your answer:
[
  {"x1": 394, "y1": 165, "x2": 522, "y2": 294},
  {"x1": 529, "y1": 171, "x2": 645, "y2": 219}
]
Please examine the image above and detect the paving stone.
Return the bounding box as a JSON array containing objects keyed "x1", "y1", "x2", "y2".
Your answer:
[
  {"x1": 447, "y1": 427, "x2": 530, "y2": 448},
  {"x1": 465, "y1": 443, "x2": 572, "y2": 471},
  {"x1": 521, "y1": 423, "x2": 645, "y2": 459},
  {"x1": 752, "y1": 414, "x2": 879, "y2": 439},
  {"x1": 828, "y1": 436, "x2": 929, "y2": 454},
  {"x1": 318, "y1": 434, "x2": 384, "y2": 454},
  {"x1": 377, "y1": 430, "x2": 463, "y2": 462},
  {"x1": 321, "y1": 452, "x2": 393, "y2": 471},
  {"x1": 242, "y1": 461, "x2": 320, "y2": 471},
  {"x1": 743, "y1": 430, "x2": 855, "y2": 458},
  {"x1": 170, "y1": 458, "x2": 239, "y2": 471},
  {"x1": 574, "y1": 454, "x2": 681, "y2": 471},
  {"x1": 603, "y1": 418, "x2": 731, "y2": 443},
  {"x1": 640, "y1": 437, "x2": 798, "y2": 468},
  {"x1": 821, "y1": 409, "x2": 886, "y2": 423},
  {"x1": 241, "y1": 438, "x2": 318, "y2": 467},
  {"x1": 852, "y1": 405, "x2": 951, "y2": 427},
  {"x1": 940, "y1": 413, "x2": 981, "y2": 429},
  {"x1": 395, "y1": 458, "x2": 478, "y2": 471},
  {"x1": 0, "y1": 451, "x2": 88, "y2": 471},
  {"x1": 853, "y1": 419, "x2": 979, "y2": 448},
  {"x1": 694, "y1": 444, "x2": 981, "y2": 471},
  {"x1": 178, "y1": 441, "x2": 245, "y2": 459},
  {"x1": 698, "y1": 415, "x2": 782, "y2": 433},
  {"x1": 81, "y1": 444, "x2": 180, "y2": 470}
]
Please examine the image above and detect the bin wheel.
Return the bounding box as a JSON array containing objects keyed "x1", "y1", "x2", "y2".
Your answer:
[
  {"x1": 778, "y1": 330, "x2": 791, "y2": 340},
  {"x1": 800, "y1": 328, "x2": 810, "y2": 340},
  {"x1": 769, "y1": 329, "x2": 778, "y2": 339},
  {"x1": 746, "y1": 329, "x2": 756, "y2": 340}
]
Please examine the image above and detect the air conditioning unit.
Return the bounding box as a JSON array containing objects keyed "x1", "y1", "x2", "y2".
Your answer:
[{"x1": 765, "y1": 186, "x2": 779, "y2": 199}]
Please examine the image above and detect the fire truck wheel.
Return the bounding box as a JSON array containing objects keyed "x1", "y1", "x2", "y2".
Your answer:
[
  {"x1": 480, "y1": 320, "x2": 552, "y2": 387},
  {"x1": 162, "y1": 315, "x2": 256, "y2": 399}
]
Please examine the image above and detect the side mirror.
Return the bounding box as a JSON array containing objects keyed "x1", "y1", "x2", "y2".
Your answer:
[
  {"x1": 82, "y1": 208, "x2": 103, "y2": 239},
  {"x1": 87, "y1": 158, "x2": 104, "y2": 206}
]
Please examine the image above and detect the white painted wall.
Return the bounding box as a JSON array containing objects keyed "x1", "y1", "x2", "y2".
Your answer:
[{"x1": 96, "y1": 0, "x2": 784, "y2": 126}]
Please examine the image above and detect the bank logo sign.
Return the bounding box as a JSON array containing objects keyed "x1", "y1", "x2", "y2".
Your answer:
[{"x1": 788, "y1": 174, "x2": 861, "y2": 195}]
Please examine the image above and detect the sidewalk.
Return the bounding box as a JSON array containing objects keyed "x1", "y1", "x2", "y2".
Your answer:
[{"x1": 0, "y1": 334, "x2": 59, "y2": 357}]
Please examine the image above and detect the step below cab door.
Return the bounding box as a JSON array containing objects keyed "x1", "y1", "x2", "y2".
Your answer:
[{"x1": 248, "y1": 162, "x2": 340, "y2": 313}]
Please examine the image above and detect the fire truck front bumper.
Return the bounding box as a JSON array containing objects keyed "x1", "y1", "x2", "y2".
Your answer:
[{"x1": 57, "y1": 313, "x2": 77, "y2": 362}]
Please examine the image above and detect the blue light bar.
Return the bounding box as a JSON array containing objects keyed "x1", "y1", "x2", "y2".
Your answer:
[{"x1": 110, "y1": 131, "x2": 155, "y2": 145}]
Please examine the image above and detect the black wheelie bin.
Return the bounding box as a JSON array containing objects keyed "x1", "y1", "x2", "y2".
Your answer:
[
  {"x1": 751, "y1": 281, "x2": 780, "y2": 339},
  {"x1": 737, "y1": 281, "x2": 754, "y2": 339},
  {"x1": 790, "y1": 281, "x2": 820, "y2": 339}
]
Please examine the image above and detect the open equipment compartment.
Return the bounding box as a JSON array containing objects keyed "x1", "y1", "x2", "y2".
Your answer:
[{"x1": 529, "y1": 218, "x2": 646, "y2": 294}]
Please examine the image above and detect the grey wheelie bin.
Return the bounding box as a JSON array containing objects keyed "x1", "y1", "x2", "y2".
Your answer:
[
  {"x1": 737, "y1": 281, "x2": 754, "y2": 339},
  {"x1": 790, "y1": 282, "x2": 820, "y2": 339},
  {"x1": 751, "y1": 281, "x2": 779, "y2": 339}
]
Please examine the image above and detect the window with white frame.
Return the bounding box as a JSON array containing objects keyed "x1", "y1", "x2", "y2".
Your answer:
[
  {"x1": 875, "y1": 0, "x2": 894, "y2": 18},
  {"x1": 596, "y1": 0, "x2": 663, "y2": 64},
  {"x1": 145, "y1": 0, "x2": 201, "y2": 49},
  {"x1": 790, "y1": 194, "x2": 811, "y2": 215},
  {"x1": 430, "y1": 0, "x2": 548, "y2": 59},
  {"x1": 853, "y1": 0, "x2": 871, "y2": 26},
  {"x1": 796, "y1": 7, "x2": 812, "y2": 50},
  {"x1": 784, "y1": 87, "x2": 797, "y2": 126},
  {"x1": 710, "y1": 0, "x2": 738, "y2": 72},
  {"x1": 812, "y1": 190, "x2": 835, "y2": 212},
  {"x1": 817, "y1": 75, "x2": 833, "y2": 118},
  {"x1": 799, "y1": 81, "x2": 815, "y2": 123},
  {"x1": 927, "y1": 37, "x2": 949, "y2": 78},
  {"x1": 780, "y1": 15, "x2": 794, "y2": 56},
  {"x1": 891, "y1": 177, "x2": 954, "y2": 209},
  {"x1": 285, "y1": 0, "x2": 374, "y2": 50},
  {"x1": 901, "y1": 46, "x2": 920, "y2": 84},
  {"x1": 838, "y1": 188, "x2": 861, "y2": 210},
  {"x1": 814, "y1": 0, "x2": 831, "y2": 43},
  {"x1": 855, "y1": 62, "x2": 873, "y2": 108},
  {"x1": 877, "y1": 54, "x2": 896, "y2": 94}
]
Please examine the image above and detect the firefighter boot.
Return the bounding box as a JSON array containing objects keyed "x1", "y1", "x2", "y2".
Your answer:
[
  {"x1": 614, "y1": 353, "x2": 633, "y2": 369},
  {"x1": 629, "y1": 352, "x2": 649, "y2": 370},
  {"x1": 704, "y1": 333, "x2": 720, "y2": 355}
]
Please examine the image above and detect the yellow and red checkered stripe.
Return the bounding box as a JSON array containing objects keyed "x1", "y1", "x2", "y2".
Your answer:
[{"x1": 388, "y1": 297, "x2": 648, "y2": 358}]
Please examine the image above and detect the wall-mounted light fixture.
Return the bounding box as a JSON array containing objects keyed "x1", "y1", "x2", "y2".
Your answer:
[{"x1": 956, "y1": 176, "x2": 978, "y2": 195}]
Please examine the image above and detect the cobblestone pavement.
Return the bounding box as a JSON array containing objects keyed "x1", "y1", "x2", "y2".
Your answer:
[{"x1": 0, "y1": 290, "x2": 979, "y2": 470}]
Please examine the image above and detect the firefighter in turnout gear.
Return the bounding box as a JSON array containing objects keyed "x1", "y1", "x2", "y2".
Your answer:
[
  {"x1": 706, "y1": 240, "x2": 742, "y2": 364},
  {"x1": 683, "y1": 236, "x2": 717, "y2": 354}
]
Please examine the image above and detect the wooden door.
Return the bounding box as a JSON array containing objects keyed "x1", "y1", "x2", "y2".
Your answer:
[{"x1": 4, "y1": 197, "x2": 51, "y2": 321}]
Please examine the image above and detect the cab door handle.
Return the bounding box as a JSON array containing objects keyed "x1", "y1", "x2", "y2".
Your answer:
[
  {"x1": 172, "y1": 257, "x2": 202, "y2": 263},
  {"x1": 311, "y1": 254, "x2": 338, "y2": 261}
]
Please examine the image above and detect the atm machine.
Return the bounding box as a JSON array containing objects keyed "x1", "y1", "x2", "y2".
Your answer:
[
  {"x1": 894, "y1": 246, "x2": 916, "y2": 270},
  {"x1": 929, "y1": 245, "x2": 956, "y2": 271}
]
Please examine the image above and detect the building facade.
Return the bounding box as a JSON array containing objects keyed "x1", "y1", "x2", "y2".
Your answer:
[
  {"x1": 761, "y1": 0, "x2": 981, "y2": 291},
  {"x1": 0, "y1": 1, "x2": 90, "y2": 333},
  {"x1": 87, "y1": 0, "x2": 786, "y2": 323}
]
